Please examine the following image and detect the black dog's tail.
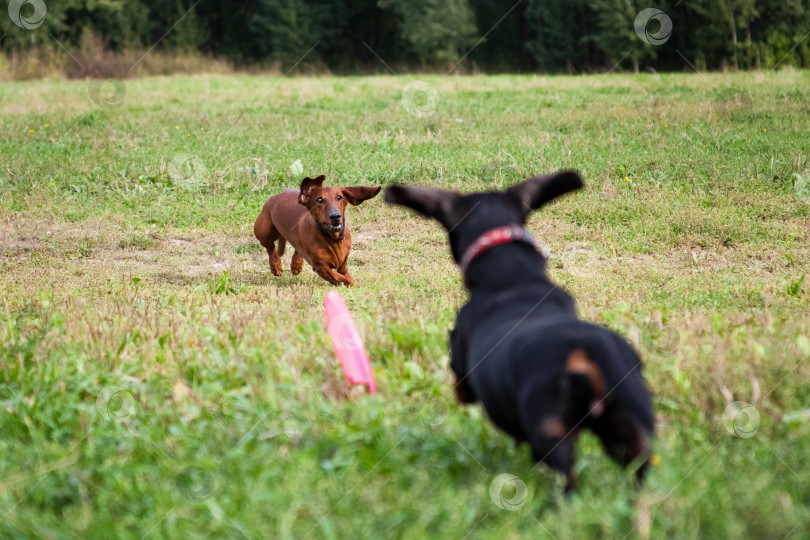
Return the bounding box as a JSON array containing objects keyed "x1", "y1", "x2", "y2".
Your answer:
[
  {"x1": 564, "y1": 349, "x2": 606, "y2": 421},
  {"x1": 565, "y1": 346, "x2": 654, "y2": 482},
  {"x1": 584, "y1": 335, "x2": 655, "y2": 437}
]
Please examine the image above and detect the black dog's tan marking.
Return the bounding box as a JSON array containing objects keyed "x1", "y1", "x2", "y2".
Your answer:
[{"x1": 385, "y1": 171, "x2": 654, "y2": 493}]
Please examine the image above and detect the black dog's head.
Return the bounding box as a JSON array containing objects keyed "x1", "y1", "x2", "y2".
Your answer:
[{"x1": 384, "y1": 171, "x2": 583, "y2": 262}]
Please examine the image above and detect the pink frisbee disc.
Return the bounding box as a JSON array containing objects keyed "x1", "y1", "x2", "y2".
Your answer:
[{"x1": 324, "y1": 291, "x2": 376, "y2": 393}]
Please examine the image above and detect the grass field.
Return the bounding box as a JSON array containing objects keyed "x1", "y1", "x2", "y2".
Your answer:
[{"x1": 1, "y1": 71, "x2": 810, "y2": 538}]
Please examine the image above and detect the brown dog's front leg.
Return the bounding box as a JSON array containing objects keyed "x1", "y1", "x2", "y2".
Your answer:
[
  {"x1": 336, "y1": 261, "x2": 356, "y2": 287},
  {"x1": 314, "y1": 265, "x2": 350, "y2": 287},
  {"x1": 291, "y1": 250, "x2": 304, "y2": 275}
]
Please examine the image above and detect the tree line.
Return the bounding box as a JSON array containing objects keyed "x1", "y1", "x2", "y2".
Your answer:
[{"x1": 2, "y1": 0, "x2": 809, "y2": 75}]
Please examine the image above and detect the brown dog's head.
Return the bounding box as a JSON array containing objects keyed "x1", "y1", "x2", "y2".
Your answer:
[{"x1": 298, "y1": 175, "x2": 381, "y2": 238}]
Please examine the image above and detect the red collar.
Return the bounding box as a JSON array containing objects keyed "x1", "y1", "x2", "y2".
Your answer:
[{"x1": 458, "y1": 225, "x2": 537, "y2": 274}]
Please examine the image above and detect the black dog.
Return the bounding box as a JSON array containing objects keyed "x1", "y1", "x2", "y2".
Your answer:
[{"x1": 385, "y1": 171, "x2": 654, "y2": 492}]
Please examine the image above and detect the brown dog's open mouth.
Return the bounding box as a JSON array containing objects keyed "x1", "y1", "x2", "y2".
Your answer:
[{"x1": 322, "y1": 223, "x2": 344, "y2": 233}]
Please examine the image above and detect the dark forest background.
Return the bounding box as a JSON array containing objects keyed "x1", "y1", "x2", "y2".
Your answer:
[{"x1": 2, "y1": 0, "x2": 809, "y2": 77}]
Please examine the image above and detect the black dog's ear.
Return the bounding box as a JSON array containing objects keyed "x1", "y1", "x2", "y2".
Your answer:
[
  {"x1": 298, "y1": 175, "x2": 326, "y2": 205},
  {"x1": 384, "y1": 185, "x2": 460, "y2": 225},
  {"x1": 507, "y1": 171, "x2": 583, "y2": 217},
  {"x1": 342, "y1": 186, "x2": 381, "y2": 206}
]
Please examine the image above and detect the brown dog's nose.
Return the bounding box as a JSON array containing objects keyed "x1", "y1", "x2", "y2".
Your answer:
[{"x1": 329, "y1": 211, "x2": 342, "y2": 223}]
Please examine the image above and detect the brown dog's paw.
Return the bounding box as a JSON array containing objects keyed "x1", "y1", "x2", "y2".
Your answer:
[
  {"x1": 291, "y1": 252, "x2": 304, "y2": 275},
  {"x1": 268, "y1": 252, "x2": 283, "y2": 276},
  {"x1": 340, "y1": 272, "x2": 356, "y2": 287}
]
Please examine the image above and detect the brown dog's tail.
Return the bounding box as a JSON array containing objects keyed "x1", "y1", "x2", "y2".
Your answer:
[{"x1": 277, "y1": 238, "x2": 286, "y2": 257}]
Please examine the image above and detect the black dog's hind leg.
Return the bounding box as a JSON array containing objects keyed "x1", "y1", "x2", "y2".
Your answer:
[
  {"x1": 530, "y1": 431, "x2": 578, "y2": 494},
  {"x1": 590, "y1": 407, "x2": 652, "y2": 484},
  {"x1": 525, "y1": 382, "x2": 580, "y2": 494}
]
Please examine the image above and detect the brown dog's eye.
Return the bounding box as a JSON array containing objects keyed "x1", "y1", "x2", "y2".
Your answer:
[
  {"x1": 336, "y1": 195, "x2": 342, "y2": 201},
  {"x1": 316, "y1": 197, "x2": 323, "y2": 203}
]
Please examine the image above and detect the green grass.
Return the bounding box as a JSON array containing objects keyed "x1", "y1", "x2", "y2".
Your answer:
[{"x1": 1, "y1": 71, "x2": 810, "y2": 538}]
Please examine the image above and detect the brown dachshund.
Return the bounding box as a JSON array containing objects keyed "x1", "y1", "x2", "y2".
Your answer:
[{"x1": 254, "y1": 175, "x2": 381, "y2": 286}]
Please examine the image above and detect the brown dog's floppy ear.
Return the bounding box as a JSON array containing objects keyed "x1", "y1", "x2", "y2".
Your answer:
[
  {"x1": 342, "y1": 186, "x2": 381, "y2": 206},
  {"x1": 384, "y1": 185, "x2": 460, "y2": 225},
  {"x1": 298, "y1": 175, "x2": 326, "y2": 206},
  {"x1": 507, "y1": 171, "x2": 583, "y2": 217}
]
